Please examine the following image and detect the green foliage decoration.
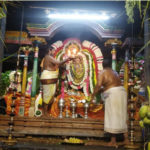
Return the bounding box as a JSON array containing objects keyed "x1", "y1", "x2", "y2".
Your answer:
[
  {"x1": 0, "y1": 2, "x2": 7, "y2": 19},
  {"x1": 0, "y1": 70, "x2": 11, "y2": 96},
  {"x1": 125, "y1": 0, "x2": 150, "y2": 58},
  {"x1": 125, "y1": 0, "x2": 141, "y2": 24}
]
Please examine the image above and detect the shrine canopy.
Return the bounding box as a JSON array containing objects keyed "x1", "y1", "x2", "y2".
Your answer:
[
  {"x1": 26, "y1": 21, "x2": 124, "y2": 40},
  {"x1": 26, "y1": 5, "x2": 124, "y2": 40}
]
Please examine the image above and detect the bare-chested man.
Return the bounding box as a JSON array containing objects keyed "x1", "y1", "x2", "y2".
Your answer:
[
  {"x1": 40, "y1": 45, "x2": 73, "y2": 117},
  {"x1": 91, "y1": 60, "x2": 129, "y2": 148}
]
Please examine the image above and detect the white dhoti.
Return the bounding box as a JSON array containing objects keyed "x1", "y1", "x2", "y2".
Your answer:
[
  {"x1": 101, "y1": 86, "x2": 128, "y2": 134},
  {"x1": 40, "y1": 70, "x2": 59, "y2": 104}
]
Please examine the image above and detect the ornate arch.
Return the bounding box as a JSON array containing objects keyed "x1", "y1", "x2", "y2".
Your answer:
[{"x1": 27, "y1": 21, "x2": 123, "y2": 40}]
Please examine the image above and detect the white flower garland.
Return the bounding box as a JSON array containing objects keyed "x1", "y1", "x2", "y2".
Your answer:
[
  {"x1": 9, "y1": 71, "x2": 22, "y2": 82},
  {"x1": 82, "y1": 40, "x2": 103, "y2": 72},
  {"x1": 83, "y1": 82, "x2": 88, "y2": 97},
  {"x1": 9, "y1": 71, "x2": 16, "y2": 82},
  {"x1": 51, "y1": 41, "x2": 63, "y2": 50},
  {"x1": 83, "y1": 51, "x2": 94, "y2": 93}
]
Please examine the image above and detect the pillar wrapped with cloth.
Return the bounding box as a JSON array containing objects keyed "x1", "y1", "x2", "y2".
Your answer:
[{"x1": 40, "y1": 69, "x2": 59, "y2": 104}]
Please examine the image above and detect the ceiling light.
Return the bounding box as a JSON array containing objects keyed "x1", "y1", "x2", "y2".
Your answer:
[{"x1": 48, "y1": 13, "x2": 110, "y2": 21}]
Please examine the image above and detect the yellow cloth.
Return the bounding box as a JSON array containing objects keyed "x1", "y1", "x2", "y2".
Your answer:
[
  {"x1": 40, "y1": 70, "x2": 59, "y2": 104},
  {"x1": 41, "y1": 70, "x2": 59, "y2": 80}
]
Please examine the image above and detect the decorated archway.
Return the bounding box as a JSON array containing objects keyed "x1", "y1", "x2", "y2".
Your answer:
[{"x1": 27, "y1": 21, "x2": 124, "y2": 40}]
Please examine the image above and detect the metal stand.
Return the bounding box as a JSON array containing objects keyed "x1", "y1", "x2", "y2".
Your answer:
[
  {"x1": 125, "y1": 48, "x2": 140, "y2": 149},
  {"x1": 58, "y1": 98, "x2": 65, "y2": 118},
  {"x1": 2, "y1": 88, "x2": 17, "y2": 145},
  {"x1": 71, "y1": 102, "x2": 76, "y2": 119},
  {"x1": 84, "y1": 103, "x2": 89, "y2": 119},
  {"x1": 65, "y1": 105, "x2": 69, "y2": 118}
]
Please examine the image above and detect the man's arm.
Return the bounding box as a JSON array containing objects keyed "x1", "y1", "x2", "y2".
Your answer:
[
  {"x1": 49, "y1": 55, "x2": 71, "y2": 66},
  {"x1": 40, "y1": 58, "x2": 44, "y2": 72},
  {"x1": 91, "y1": 71, "x2": 104, "y2": 100}
]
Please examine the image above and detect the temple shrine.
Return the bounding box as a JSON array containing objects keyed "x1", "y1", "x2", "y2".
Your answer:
[{"x1": 0, "y1": 1, "x2": 149, "y2": 150}]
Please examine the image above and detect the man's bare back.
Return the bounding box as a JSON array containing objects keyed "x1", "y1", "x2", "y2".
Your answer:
[
  {"x1": 93, "y1": 68, "x2": 122, "y2": 94},
  {"x1": 101, "y1": 68, "x2": 122, "y2": 91}
]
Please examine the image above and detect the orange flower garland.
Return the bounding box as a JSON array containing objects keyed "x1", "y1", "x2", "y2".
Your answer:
[
  {"x1": 4, "y1": 92, "x2": 31, "y2": 116},
  {"x1": 50, "y1": 91, "x2": 104, "y2": 119}
]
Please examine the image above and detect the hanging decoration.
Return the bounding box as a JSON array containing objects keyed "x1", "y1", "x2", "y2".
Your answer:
[{"x1": 119, "y1": 57, "x2": 145, "y2": 92}]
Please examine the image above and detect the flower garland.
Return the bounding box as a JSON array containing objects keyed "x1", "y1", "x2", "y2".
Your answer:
[
  {"x1": 119, "y1": 58, "x2": 144, "y2": 91},
  {"x1": 83, "y1": 50, "x2": 94, "y2": 93},
  {"x1": 56, "y1": 50, "x2": 64, "y2": 61},
  {"x1": 9, "y1": 71, "x2": 22, "y2": 83},
  {"x1": 66, "y1": 52, "x2": 88, "y2": 89},
  {"x1": 82, "y1": 40, "x2": 103, "y2": 74},
  {"x1": 9, "y1": 71, "x2": 22, "y2": 92},
  {"x1": 83, "y1": 77, "x2": 89, "y2": 97},
  {"x1": 52, "y1": 39, "x2": 103, "y2": 97},
  {"x1": 92, "y1": 61, "x2": 97, "y2": 86},
  {"x1": 66, "y1": 52, "x2": 90, "y2": 96},
  {"x1": 52, "y1": 40, "x2": 63, "y2": 58},
  {"x1": 82, "y1": 47, "x2": 98, "y2": 81}
]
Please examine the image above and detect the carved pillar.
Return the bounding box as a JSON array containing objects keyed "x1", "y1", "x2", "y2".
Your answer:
[
  {"x1": 18, "y1": 46, "x2": 33, "y2": 116},
  {"x1": 111, "y1": 43, "x2": 117, "y2": 71},
  {"x1": 105, "y1": 39, "x2": 122, "y2": 71},
  {"x1": 29, "y1": 37, "x2": 46, "y2": 117}
]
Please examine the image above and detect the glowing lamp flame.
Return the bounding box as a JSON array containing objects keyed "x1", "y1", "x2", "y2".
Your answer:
[
  {"x1": 68, "y1": 50, "x2": 71, "y2": 56},
  {"x1": 73, "y1": 48, "x2": 77, "y2": 54}
]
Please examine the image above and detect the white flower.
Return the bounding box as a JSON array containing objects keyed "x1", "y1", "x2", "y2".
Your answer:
[{"x1": 83, "y1": 51, "x2": 93, "y2": 93}]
